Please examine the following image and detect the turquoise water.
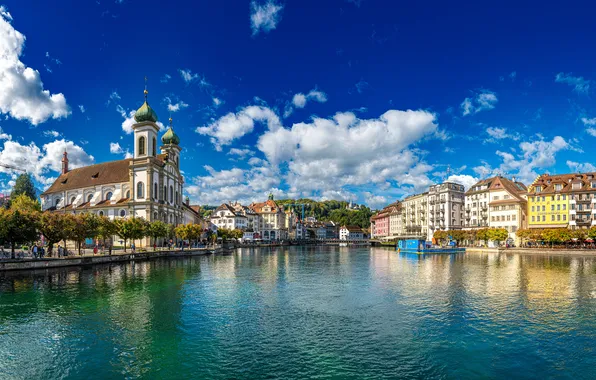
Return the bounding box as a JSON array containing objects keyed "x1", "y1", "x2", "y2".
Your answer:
[{"x1": 1, "y1": 247, "x2": 595, "y2": 379}]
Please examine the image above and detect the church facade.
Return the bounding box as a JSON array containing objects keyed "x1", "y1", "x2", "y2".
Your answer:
[{"x1": 41, "y1": 89, "x2": 200, "y2": 229}]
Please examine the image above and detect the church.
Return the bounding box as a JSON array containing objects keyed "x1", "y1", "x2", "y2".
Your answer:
[{"x1": 41, "y1": 88, "x2": 200, "y2": 228}]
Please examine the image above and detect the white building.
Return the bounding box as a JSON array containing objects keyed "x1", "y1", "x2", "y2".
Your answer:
[
  {"x1": 41, "y1": 89, "x2": 187, "y2": 245},
  {"x1": 339, "y1": 225, "x2": 365, "y2": 240},
  {"x1": 210, "y1": 204, "x2": 248, "y2": 230},
  {"x1": 402, "y1": 192, "x2": 428, "y2": 238},
  {"x1": 249, "y1": 194, "x2": 288, "y2": 240},
  {"x1": 427, "y1": 182, "x2": 465, "y2": 241}
]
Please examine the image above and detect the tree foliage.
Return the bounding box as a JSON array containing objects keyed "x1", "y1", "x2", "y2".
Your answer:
[
  {"x1": 174, "y1": 224, "x2": 203, "y2": 242},
  {"x1": 10, "y1": 173, "x2": 37, "y2": 201},
  {"x1": 276, "y1": 198, "x2": 373, "y2": 228},
  {"x1": 114, "y1": 217, "x2": 147, "y2": 251},
  {"x1": 0, "y1": 209, "x2": 39, "y2": 258},
  {"x1": 10, "y1": 193, "x2": 41, "y2": 212},
  {"x1": 39, "y1": 212, "x2": 74, "y2": 256}
]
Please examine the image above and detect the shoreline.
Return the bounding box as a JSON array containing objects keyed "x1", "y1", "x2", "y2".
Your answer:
[{"x1": 466, "y1": 247, "x2": 596, "y2": 256}]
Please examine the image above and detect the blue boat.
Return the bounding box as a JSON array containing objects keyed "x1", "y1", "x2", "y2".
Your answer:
[{"x1": 396, "y1": 238, "x2": 465, "y2": 254}]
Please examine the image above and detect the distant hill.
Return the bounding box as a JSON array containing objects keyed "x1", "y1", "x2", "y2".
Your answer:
[{"x1": 276, "y1": 198, "x2": 373, "y2": 228}]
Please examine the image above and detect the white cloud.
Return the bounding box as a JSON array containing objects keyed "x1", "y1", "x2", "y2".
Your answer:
[
  {"x1": 106, "y1": 91, "x2": 120, "y2": 105},
  {"x1": 213, "y1": 97, "x2": 222, "y2": 107},
  {"x1": 227, "y1": 148, "x2": 255, "y2": 159},
  {"x1": 555, "y1": 72, "x2": 591, "y2": 94},
  {"x1": 0, "y1": 138, "x2": 93, "y2": 185},
  {"x1": 0, "y1": 9, "x2": 70, "y2": 125},
  {"x1": 461, "y1": 90, "x2": 498, "y2": 116},
  {"x1": 581, "y1": 117, "x2": 596, "y2": 126},
  {"x1": 250, "y1": 0, "x2": 283, "y2": 36},
  {"x1": 566, "y1": 160, "x2": 596, "y2": 173},
  {"x1": 124, "y1": 151, "x2": 133, "y2": 159},
  {"x1": 109, "y1": 142, "x2": 123, "y2": 154},
  {"x1": 179, "y1": 69, "x2": 198, "y2": 83},
  {"x1": 485, "y1": 126, "x2": 520, "y2": 142},
  {"x1": 586, "y1": 128, "x2": 596, "y2": 137},
  {"x1": 196, "y1": 105, "x2": 282, "y2": 150},
  {"x1": 161, "y1": 74, "x2": 171, "y2": 83},
  {"x1": 363, "y1": 192, "x2": 387, "y2": 209},
  {"x1": 43, "y1": 130, "x2": 60, "y2": 138},
  {"x1": 78, "y1": 105, "x2": 85, "y2": 113},
  {"x1": 285, "y1": 89, "x2": 328, "y2": 117},
  {"x1": 167, "y1": 101, "x2": 189, "y2": 112},
  {"x1": 0, "y1": 126, "x2": 11, "y2": 140},
  {"x1": 447, "y1": 174, "x2": 478, "y2": 191}
]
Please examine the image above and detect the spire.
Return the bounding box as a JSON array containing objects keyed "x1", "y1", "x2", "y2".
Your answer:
[
  {"x1": 61, "y1": 150, "x2": 69, "y2": 174},
  {"x1": 134, "y1": 76, "x2": 158, "y2": 123},
  {"x1": 162, "y1": 116, "x2": 180, "y2": 145}
]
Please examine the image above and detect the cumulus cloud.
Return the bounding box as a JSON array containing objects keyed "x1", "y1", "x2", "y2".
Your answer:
[
  {"x1": 555, "y1": 72, "x2": 591, "y2": 94},
  {"x1": 284, "y1": 89, "x2": 328, "y2": 117},
  {"x1": 461, "y1": 90, "x2": 498, "y2": 116},
  {"x1": 0, "y1": 8, "x2": 70, "y2": 125},
  {"x1": 213, "y1": 97, "x2": 222, "y2": 107},
  {"x1": 567, "y1": 160, "x2": 596, "y2": 173},
  {"x1": 250, "y1": 0, "x2": 283, "y2": 36},
  {"x1": 227, "y1": 148, "x2": 255, "y2": 159},
  {"x1": 485, "y1": 126, "x2": 520, "y2": 142},
  {"x1": 109, "y1": 142, "x2": 123, "y2": 154},
  {"x1": 196, "y1": 105, "x2": 282, "y2": 150},
  {"x1": 0, "y1": 138, "x2": 93, "y2": 185},
  {"x1": 447, "y1": 174, "x2": 478, "y2": 191},
  {"x1": 0, "y1": 126, "x2": 11, "y2": 140},
  {"x1": 42, "y1": 130, "x2": 61, "y2": 138},
  {"x1": 167, "y1": 101, "x2": 189, "y2": 112}
]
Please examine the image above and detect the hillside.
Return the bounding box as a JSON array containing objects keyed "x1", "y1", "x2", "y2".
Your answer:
[{"x1": 276, "y1": 199, "x2": 373, "y2": 228}]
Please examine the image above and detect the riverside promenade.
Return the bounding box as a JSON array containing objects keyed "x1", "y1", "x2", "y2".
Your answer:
[{"x1": 0, "y1": 246, "x2": 225, "y2": 272}]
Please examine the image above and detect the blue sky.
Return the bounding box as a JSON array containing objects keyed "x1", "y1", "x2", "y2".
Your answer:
[{"x1": 1, "y1": 0, "x2": 596, "y2": 208}]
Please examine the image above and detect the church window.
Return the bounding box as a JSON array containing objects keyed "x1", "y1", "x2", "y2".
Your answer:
[
  {"x1": 138, "y1": 136, "x2": 146, "y2": 156},
  {"x1": 169, "y1": 185, "x2": 173, "y2": 203},
  {"x1": 87, "y1": 194, "x2": 93, "y2": 202},
  {"x1": 120, "y1": 210, "x2": 126, "y2": 217},
  {"x1": 153, "y1": 212, "x2": 157, "y2": 220},
  {"x1": 175, "y1": 191, "x2": 178, "y2": 205},
  {"x1": 154, "y1": 183, "x2": 158, "y2": 199},
  {"x1": 99, "y1": 211, "x2": 104, "y2": 217},
  {"x1": 126, "y1": 190, "x2": 130, "y2": 198},
  {"x1": 163, "y1": 185, "x2": 167, "y2": 201},
  {"x1": 137, "y1": 182, "x2": 145, "y2": 199},
  {"x1": 55, "y1": 198, "x2": 61, "y2": 207},
  {"x1": 106, "y1": 192, "x2": 113, "y2": 200},
  {"x1": 70, "y1": 196, "x2": 76, "y2": 204},
  {"x1": 152, "y1": 137, "x2": 156, "y2": 156}
]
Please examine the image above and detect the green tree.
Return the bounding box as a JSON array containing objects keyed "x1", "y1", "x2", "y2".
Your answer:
[
  {"x1": 0, "y1": 209, "x2": 39, "y2": 258},
  {"x1": 476, "y1": 228, "x2": 490, "y2": 246},
  {"x1": 488, "y1": 228, "x2": 509, "y2": 246},
  {"x1": 114, "y1": 217, "x2": 147, "y2": 252},
  {"x1": 146, "y1": 220, "x2": 169, "y2": 250},
  {"x1": 9, "y1": 193, "x2": 41, "y2": 212},
  {"x1": 69, "y1": 213, "x2": 100, "y2": 255},
  {"x1": 10, "y1": 173, "x2": 37, "y2": 201},
  {"x1": 97, "y1": 216, "x2": 117, "y2": 254},
  {"x1": 38, "y1": 212, "x2": 74, "y2": 256}
]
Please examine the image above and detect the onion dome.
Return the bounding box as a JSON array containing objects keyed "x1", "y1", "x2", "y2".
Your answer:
[
  {"x1": 162, "y1": 117, "x2": 180, "y2": 145},
  {"x1": 134, "y1": 89, "x2": 158, "y2": 123}
]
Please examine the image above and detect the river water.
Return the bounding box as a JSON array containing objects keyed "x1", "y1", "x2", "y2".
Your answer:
[{"x1": 0, "y1": 246, "x2": 595, "y2": 379}]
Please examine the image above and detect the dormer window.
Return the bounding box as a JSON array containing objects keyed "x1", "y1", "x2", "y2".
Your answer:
[
  {"x1": 91, "y1": 172, "x2": 99, "y2": 179},
  {"x1": 572, "y1": 183, "x2": 581, "y2": 190},
  {"x1": 555, "y1": 184, "x2": 562, "y2": 191}
]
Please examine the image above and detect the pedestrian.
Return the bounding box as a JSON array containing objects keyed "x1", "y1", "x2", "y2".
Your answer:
[
  {"x1": 93, "y1": 245, "x2": 98, "y2": 255},
  {"x1": 153, "y1": 242, "x2": 157, "y2": 251},
  {"x1": 33, "y1": 244, "x2": 38, "y2": 259},
  {"x1": 40, "y1": 247, "x2": 45, "y2": 258},
  {"x1": 58, "y1": 245, "x2": 62, "y2": 258},
  {"x1": 131, "y1": 242, "x2": 136, "y2": 253}
]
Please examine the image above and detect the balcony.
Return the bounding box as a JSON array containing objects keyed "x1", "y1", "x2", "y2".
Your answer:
[
  {"x1": 576, "y1": 219, "x2": 592, "y2": 226},
  {"x1": 440, "y1": 199, "x2": 446, "y2": 204}
]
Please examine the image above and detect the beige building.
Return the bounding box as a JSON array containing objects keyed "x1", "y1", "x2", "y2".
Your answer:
[
  {"x1": 249, "y1": 194, "x2": 288, "y2": 240},
  {"x1": 428, "y1": 182, "x2": 465, "y2": 240}
]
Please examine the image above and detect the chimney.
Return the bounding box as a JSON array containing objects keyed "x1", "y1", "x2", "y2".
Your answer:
[{"x1": 61, "y1": 150, "x2": 69, "y2": 174}]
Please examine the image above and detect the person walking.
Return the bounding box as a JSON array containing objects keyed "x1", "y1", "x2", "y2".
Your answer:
[
  {"x1": 131, "y1": 242, "x2": 136, "y2": 253},
  {"x1": 32, "y1": 244, "x2": 38, "y2": 259}
]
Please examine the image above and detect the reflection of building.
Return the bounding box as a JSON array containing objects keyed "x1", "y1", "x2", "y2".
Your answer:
[
  {"x1": 527, "y1": 173, "x2": 596, "y2": 229},
  {"x1": 40, "y1": 88, "x2": 194, "y2": 245}
]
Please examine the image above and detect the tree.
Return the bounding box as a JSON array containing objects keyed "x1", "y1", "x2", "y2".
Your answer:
[
  {"x1": 476, "y1": 228, "x2": 490, "y2": 246},
  {"x1": 488, "y1": 228, "x2": 509, "y2": 246},
  {"x1": 588, "y1": 227, "x2": 596, "y2": 241},
  {"x1": 0, "y1": 209, "x2": 39, "y2": 258},
  {"x1": 146, "y1": 220, "x2": 169, "y2": 250},
  {"x1": 97, "y1": 216, "x2": 117, "y2": 254},
  {"x1": 114, "y1": 217, "x2": 147, "y2": 252},
  {"x1": 69, "y1": 213, "x2": 100, "y2": 255},
  {"x1": 433, "y1": 230, "x2": 448, "y2": 245},
  {"x1": 175, "y1": 224, "x2": 203, "y2": 246},
  {"x1": 10, "y1": 173, "x2": 37, "y2": 201},
  {"x1": 39, "y1": 212, "x2": 74, "y2": 256},
  {"x1": 10, "y1": 193, "x2": 41, "y2": 212}
]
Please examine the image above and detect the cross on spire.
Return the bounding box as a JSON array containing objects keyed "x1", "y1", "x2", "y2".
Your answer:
[{"x1": 144, "y1": 76, "x2": 148, "y2": 100}]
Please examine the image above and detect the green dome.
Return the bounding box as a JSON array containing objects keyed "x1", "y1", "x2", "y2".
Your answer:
[
  {"x1": 162, "y1": 127, "x2": 180, "y2": 145},
  {"x1": 134, "y1": 94, "x2": 158, "y2": 123}
]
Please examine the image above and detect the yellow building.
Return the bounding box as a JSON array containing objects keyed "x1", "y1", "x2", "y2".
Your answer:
[{"x1": 527, "y1": 175, "x2": 570, "y2": 228}]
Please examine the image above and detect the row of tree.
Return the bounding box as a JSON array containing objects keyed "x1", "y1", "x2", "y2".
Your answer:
[
  {"x1": 433, "y1": 228, "x2": 510, "y2": 246},
  {"x1": 516, "y1": 228, "x2": 596, "y2": 246},
  {"x1": 0, "y1": 194, "x2": 211, "y2": 259}
]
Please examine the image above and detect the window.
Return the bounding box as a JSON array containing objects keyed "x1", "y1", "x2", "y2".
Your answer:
[
  {"x1": 531, "y1": 197, "x2": 535, "y2": 202},
  {"x1": 138, "y1": 136, "x2": 146, "y2": 156},
  {"x1": 551, "y1": 205, "x2": 554, "y2": 211},
  {"x1": 154, "y1": 183, "x2": 158, "y2": 199},
  {"x1": 169, "y1": 185, "x2": 173, "y2": 203},
  {"x1": 163, "y1": 185, "x2": 167, "y2": 201},
  {"x1": 557, "y1": 195, "x2": 560, "y2": 201},
  {"x1": 120, "y1": 210, "x2": 126, "y2": 217},
  {"x1": 542, "y1": 215, "x2": 545, "y2": 221},
  {"x1": 512, "y1": 226, "x2": 517, "y2": 232},
  {"x1": 152, "y1": 137, "x2": 157, "y2": 156},
  {"x1": 106, "y1": 192, "x2": 113, "y2": 200},
  {"x1": 563, "y1": 204, "x2": 567, "y2": 210},
  {"x1": 87, "y1": 194, "x2": 93, "y2": 202},
  {"x1": 507, "y1": 215, "x2": 511, "y2": 221},
  {"x1": 154, "y1": 212, "x2": 158, "y2": 220},
  {"x1": 563, "y1": 215, "x2": 567, "y2": 221},
  {"x1": 555, "y1": 184, "x2": 562, "y2": 191},
  {"x1": 532, "y1": 216, "x2": 535, "y2": 222},
  {"x1": 494, "y1": 196, "x2": 500, "y2": 200},
  {"x1": 557, "y1": 215, "x2": 560, "y2": 221},
  {"x1": 572, "y1": 183, "x2": 581, "y2": 190},
  {"x1": 551, "y1": 196, "x2": 555, "y2": 201},
  {"x1": 542, "y1": 205, "x2": 545, "y2": 211},
  {"x1": 491, "y1": 216, "x2": 495, "y2": 222},
  {"x1": 551, "y1": 215, "x2": 555, "y2": 221},
  {"x1": 126, "y1": 190, "x2": 130, "y2": 198},
  {"x1": 99, "y1": 211, "x2": 104, "y2": 217},
  {"x1": 563, "y1": 195, "x2": 566, "y2": 200},
  {"x1": 137, "y1": 182, "x2": 144, "y2": 199},
  {"x1": 70, "y1": 196, "x2": 76, "y2": 204},
  {"x1": 542, "y1": 196, "x2": 545, "y2": 202},
  {"x1": 531, "y1": 206, "x2": 535, "y2": 212},
  {"x1": 512, "y1": 215, "x2": 516, "y2": 221}
]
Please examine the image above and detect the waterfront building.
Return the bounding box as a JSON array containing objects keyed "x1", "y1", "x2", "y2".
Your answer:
[
  {"x1": 465, "y1": 176, "x2": 527, "y2": 242},
  {"x1": 388, "y1": 203, "x2": 404, "y2": 237},
  {"x1": 231, "y1": 201, "x2": 260, "y2": 232},
  {"x1": 527, "y1": 173, "x2": 596, "y2": 229},
  {"x1": 427, "y1": 182, "x2": 465, "y2": 241},
  {"x1": 401, "y1": 192, "x2": 428, "y2": 238},
  {"x1": 210, "y1": 204, "x2": 248, "y2": 230},
  {"x1": 41, "y1": 89, "x2": 188, "y2": 245},
  {"x1": 339, "y1": 225, "x2": 365, "y2": 240},
  {"x1": 249, "y1": 194, "x2": 288, "y2": 240},
  {"x1": 370, "y1": 208, "x2": 390, "y2": 238}
]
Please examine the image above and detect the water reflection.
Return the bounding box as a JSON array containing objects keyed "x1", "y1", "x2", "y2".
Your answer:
[{"x1": 0, "y1": 248, "x2": 595, "y2": 379}]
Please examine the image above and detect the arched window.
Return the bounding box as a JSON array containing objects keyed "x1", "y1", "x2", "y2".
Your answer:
[
  {"x1": 154, "y1": 183, "x2": 158, "y2": 199},
  {"x1": 126, "y1": 190, "x2": 130, "y2": 199},
  {"x1": 163, "y1": 185, "x2": 167, "y2": 201},
  {"x1": 70, "y1": 196, "x2": 76, "y2": 204},
  {"x1": 138, "y1": 136, "x2": 146, "y2": 156},
  {"x1": 99, "y1": 211, "x2": 104, "y2": 217},
  {"x1": 55, "y1": 198, "x2": 61, "y2": 207},
  {"x1": 120, "y1": 209, "x2": 126, "y2": 217},
  {"x1": 137, "y1": 182, "x2": 144, "y2": 199},
  {"x1": 175, "y1": 191, "x2": 178, "y2": 205},
  {"x1": 169, "y1": 185, "x2": 173, "y2": 203},
  {"x1": 152, "y1": 137, "x2": 156, "y2": 156},
  {"x1": 106, "y1": 192, "x2": 113, "y2": 200},
  {"x1": 153, "y1": 212, "x2": 158, "y2": 220},
  {"x1": 87, "y1": 194, "x2": 93, "y2": 202},
  {"x1": 169, "y1": 214, "x2": 173, "y2": 223}
]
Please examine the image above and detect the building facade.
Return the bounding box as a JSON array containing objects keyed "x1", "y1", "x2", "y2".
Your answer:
[
  {"x1": 249, "y1": 194, "x2": 288, "y2": 240},
  {"x1": 402, "y1": 193, "x2": 428, "y2": 238},
  {"x1": 340, "y1": 225, "x2": 365, "y2": 240},
  {"x1": 210, "y1": 204, "x2": 248, "y2": 230},
  {"x1": 427, "y1": 182, "x2": 465, "y2": 241}
]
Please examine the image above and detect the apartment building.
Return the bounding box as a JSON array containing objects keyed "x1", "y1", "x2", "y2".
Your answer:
[{"x1": 427, "y1": 182, "x2": 465, "y2": 241}]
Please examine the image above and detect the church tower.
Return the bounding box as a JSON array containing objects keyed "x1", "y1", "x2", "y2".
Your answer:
[
  {"x1": 161, "y1": 117, "x2": 181, "y2": 169},
  {"x1": 132, "y1": 86, "x2": 159, "y2": 159}
]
